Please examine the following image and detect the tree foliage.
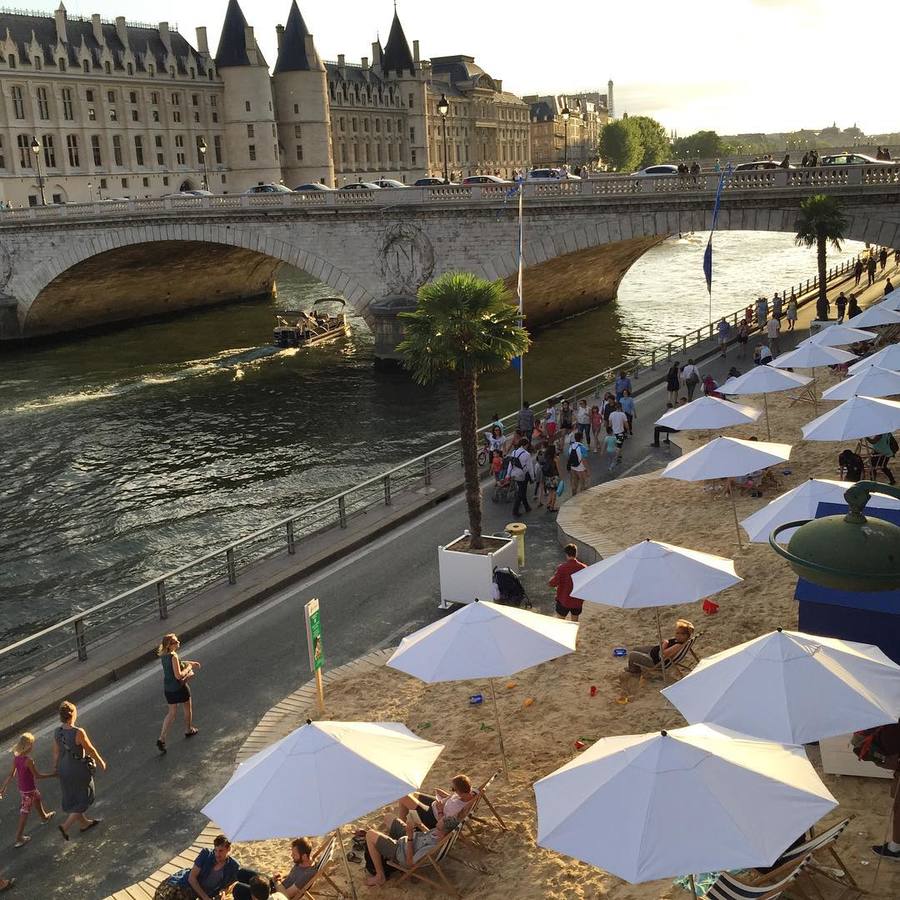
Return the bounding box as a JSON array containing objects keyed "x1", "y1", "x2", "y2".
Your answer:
[
  {"x1": 672, "y1": 130, "x2": 725, "y2": 160},
  {"x1": 599, "y1": 119, "x2": 643, "y2": 172},
  {"x1": 630, "y1": 116, "x2": 671, "y2": 168},
  {"x1": 795, "y1": 195, "x2": 848, "y2": 312}
]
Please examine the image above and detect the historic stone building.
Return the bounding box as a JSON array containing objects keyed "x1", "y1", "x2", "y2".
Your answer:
[
  {"x1": 525, "y1": 86, "x2": 612, "y2": 169},
  {"x1": 0, "y1": 1, "x2": 531, "y2": 206}
]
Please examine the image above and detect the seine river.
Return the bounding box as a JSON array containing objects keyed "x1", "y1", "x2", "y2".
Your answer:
[{"x1": 0, "y1": 231, "x2": 864, "y2": 642}]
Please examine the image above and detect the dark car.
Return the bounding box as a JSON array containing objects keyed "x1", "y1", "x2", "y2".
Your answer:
[
  {"x1": 413, "y1": 177, "x2": 459, "y2": 186},
  {"x1": 293, "y1": 183, "x2": 333, "y2": 191},
  {"x1": 820, "y1": 153, "x2": 893, "y2": 167},
  {"x1": 734, "y1": 160, "x2": 781, "y2": 171},
  {"x1": 461, "y1": 175, "x2": 512, "y2": 185}
]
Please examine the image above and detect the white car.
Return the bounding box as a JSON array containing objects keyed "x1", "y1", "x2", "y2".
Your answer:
[
  {"x1": 372, "y1": 179, "x2": 408, "y2": 189},
  {"x1": 630, "y1": 164, "x2": 679, "y2": 177},
  {"x1": 462, "y1": 175, "x2": 512, "y2": 185},
  {"x1": 338, "y1": 182, "x2": 382, "y2": 190},
  {"x1": 526, "y1": 168, "x2": 581, "y2": 181},
  {"x1": 243, "y1": 183, "x2": 293, "y2": 194}
]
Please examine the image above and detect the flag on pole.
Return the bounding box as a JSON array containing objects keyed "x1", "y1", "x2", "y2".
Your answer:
[{"x1": 703, "y1": 165, "x2": 731, "y2": 295}]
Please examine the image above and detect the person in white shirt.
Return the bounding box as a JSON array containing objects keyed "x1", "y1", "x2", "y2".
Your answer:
[
  {"x1": 609, "y1": 406, "x2": 629, "y2": 440},
  {"x1": 567, "y1": 431, "x2": 590, "y2": 495},
  {"x1": 680, "y1": 360, "x2": 701, "y2": 401},
  {"x1": 510, "y1": 438, "x2": 533, "y2": 516},
  {"x1": 754, "y1": 343, "x2": 773, "y2": 366},
  {"x1": 765, "y1": 315, "x2": 781, "y2": 355}
]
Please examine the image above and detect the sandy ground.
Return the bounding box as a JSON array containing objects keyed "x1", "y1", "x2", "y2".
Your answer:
[{"x1": 231, "y1": 367, "x2": 900, "y2": 900}]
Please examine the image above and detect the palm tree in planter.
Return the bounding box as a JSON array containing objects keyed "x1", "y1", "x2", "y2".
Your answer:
[
  {"x1": 795, "y1": 194, "x2": 848, "y2": 320},
  {"x1": 399, "y1": 271, "x2": 530, "y2": 551}
]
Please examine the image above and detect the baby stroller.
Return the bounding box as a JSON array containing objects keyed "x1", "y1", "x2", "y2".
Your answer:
[
  {"x1": 491, "y1": 456, "x2": 515, "y2": 503},
  {"x1": 492, "y1": 567, "x2": 532, "y2": 608}
]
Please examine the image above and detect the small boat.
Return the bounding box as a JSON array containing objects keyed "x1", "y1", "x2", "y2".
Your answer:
[{"x1": 272, "y1": 298, "x2": 349, "y2": 348}]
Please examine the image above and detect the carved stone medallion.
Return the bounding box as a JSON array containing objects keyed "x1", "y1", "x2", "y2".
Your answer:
[{"x1": 379, "y1": 223, "x2": 434, "y2": 295}]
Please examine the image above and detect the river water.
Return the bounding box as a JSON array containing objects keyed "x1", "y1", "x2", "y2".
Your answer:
[{"x1": 0, "y1": 231, "x2": 864, "y2": 642}]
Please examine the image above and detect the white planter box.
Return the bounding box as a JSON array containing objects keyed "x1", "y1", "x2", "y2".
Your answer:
[
  {"x1": 437, "y1": 533, "x2": 518, "y2": 608},
  {"x1": 820, "y1": 733, "x2": 894, "y2": 780}
]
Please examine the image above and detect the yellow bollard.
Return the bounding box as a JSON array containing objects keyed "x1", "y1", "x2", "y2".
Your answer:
[{"x1": 505, "y1": 522, "x2": 527, "y2": 568}]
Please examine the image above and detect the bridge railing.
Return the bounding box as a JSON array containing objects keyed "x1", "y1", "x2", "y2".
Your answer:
[
  {"x1": 1, "y1": 164, "x2": 899, "y2": 222},
  {"x1": 0, "y1": 253, "x2": 863, "y2": 688}
]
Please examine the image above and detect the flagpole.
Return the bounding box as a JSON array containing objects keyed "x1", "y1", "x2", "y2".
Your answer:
[{"x1": 517, "y1": 180, "x2": 525, "y2": 410}]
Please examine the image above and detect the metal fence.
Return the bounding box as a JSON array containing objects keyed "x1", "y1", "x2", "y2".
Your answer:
[{"x1": 0, "y1": 254, "x2": 860, "y2": 686}]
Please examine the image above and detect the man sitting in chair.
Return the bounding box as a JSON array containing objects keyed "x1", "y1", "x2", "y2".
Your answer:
[
  {"x1": 364, "y1": 813, "x2": 460, "y2": 887},
  {"x1": 625, "y1": 620, "x2": 695, "y2": 675},
  {"x1": 395, "y1": 774, "x2": 476, "y2": 828},
  {"x1": 269, "y1": 837, "x2": 318, "y2": 898}
]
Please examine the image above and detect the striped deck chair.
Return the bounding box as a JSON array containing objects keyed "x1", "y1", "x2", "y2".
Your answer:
[
  {"x1": 637, "y1": 634, "x2": 700, "y2": 681},
  {"x1": 300, "y1": 836, "x2": 345, "y2": 899},
  {"x1": 458, "y1": 771, "x2": 507, "y2": 852},
  {"x1": 706, "y1": 854, "x2": 813, "y2": 900},
  {"x1": 386, "y1": 823, "x2": 465, "y2": 898}
]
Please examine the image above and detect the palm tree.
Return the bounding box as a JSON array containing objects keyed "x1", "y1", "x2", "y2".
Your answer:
[
  {"x1": 398, "y1": 272, "x2": 530, "y2": 550},
  {"x1": 795, "y1": 194, "x2": 848, "y2": 319}
]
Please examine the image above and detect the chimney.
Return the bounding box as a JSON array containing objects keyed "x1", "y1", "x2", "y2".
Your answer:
[
  {"x1": 371, "y1": 41, "x2": 381, "y2": 69},
  {"x1": 55, "y1": 3, "x2": 67, "y2": 44},
  {"x1": 91, "y1": 13, "x2": 102, "y2": 44},
  {"x1": 275, "y1": 24, "x2": 284, "y2": 52},
  {"x1": 244, "y1": 25, "x2": 257, "y2": 64},
  {"x1": 115, "y1": 16, "x2": 128, "y2": 48},
  {"x1": 412, "y1": 39, "x2": 419, "y2": 64},
  {"x1": 361, "y1": 56, "x2": 368, "y2": 71},
  {"x1": 337, "y1": 53, "x2": 345, "y2": 75},
  {"x1": 195, "y1": 26, "x2": 209, "y2": 56},
  {"x1": 158, "y1": 22, "x2": 171, "y2": 53}
]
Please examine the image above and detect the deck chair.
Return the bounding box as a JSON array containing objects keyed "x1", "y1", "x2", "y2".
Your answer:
[
  {"x1": 706, "y1": 853, "x2": 813, "y2": 900},
  {"x1": 386, "y1": 823, "x2": 464, "y2": 898},
  {"x1": 638, "y1": 634, "x2": 700, "y2": 681},
  {"x1": 300, "y1": 836, "x2": 345, "y2": 899},
  {"x1": 458, "y1": 771, "x2": 507, "y2": 852}
]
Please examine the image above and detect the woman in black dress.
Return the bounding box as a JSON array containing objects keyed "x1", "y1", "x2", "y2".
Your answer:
[{"x1": 52, "y1": 700, "x2": 105, "y2": 840}]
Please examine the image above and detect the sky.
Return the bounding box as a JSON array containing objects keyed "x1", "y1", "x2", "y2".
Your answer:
[{"x1": 38, "y1": 0, "x2": 896, "y2": 135}]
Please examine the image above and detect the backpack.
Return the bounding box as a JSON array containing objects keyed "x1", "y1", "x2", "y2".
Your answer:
[
  {"x1": 492, "y1": 567, "x2": 531, "y2": 608},
  {"x1": 851, "y1": 725, "x2": 900, "y2": 770},
  {"x1": 566, "y1": 445, "x2": 580, "y2": 471},
  {"x1": 889, "y1": 434, "x2": 899, "y2": 456}
]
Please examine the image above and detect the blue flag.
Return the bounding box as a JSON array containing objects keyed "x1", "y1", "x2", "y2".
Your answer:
[
  {"x1": 703, "y1": 239, "x2": 713, "y2": 294},
  {"x1": 703, "y1": 164, "x2": 731, "y2": 295},
  {"x1": 510, "y1": 356, "x2": 522, "y2": 372}
]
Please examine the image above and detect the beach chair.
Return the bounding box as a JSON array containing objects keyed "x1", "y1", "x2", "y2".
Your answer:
[
  {"x1": 458, "y1": 771, "x2": 507, "y2": 852},
  {"x1": 705, "y1": 853, "x2": 813, "y2": 900},
  {"x1": 637, "y1": 634, "x2": 700, "y2": 681},
  {"x1": 300, "y1": 836, "x2": 345, "y2": 899},
  {"x1": 386, "y1": 823, "x2": 465, "y2": 897}
]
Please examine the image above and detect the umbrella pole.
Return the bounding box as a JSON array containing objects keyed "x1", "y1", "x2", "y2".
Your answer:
[
  {"x1": 689, "y1": 873, "x2": 699, "y2": 900},
  {"x1": 656, "y1": 608, "x2": 667, "y2": 685},
  {"x1": 872, "y1": 795, "x2": 895, "y2": 891},
  {"x1": 729, "y1": 488, "x2": 744, "y2": 551},
  {"x1": 811, "y1": 367, "x2": 818, "y2": 414},
  {"x1": 489, "y1": 678, "x2": 511, "y2": 782},
  {"x1": 335, "y1": 826, "x2": 359, "y2": 900},
  {"x1": 763, "y1": 392, "x2": 771, "y2": 441}
]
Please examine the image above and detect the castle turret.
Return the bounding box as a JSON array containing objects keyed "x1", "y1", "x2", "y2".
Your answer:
[
  {"x1": 272, "y1": 1, "x2": 334, "y2": 187},
  {"x1": 607, "y1": 79, "x2": 615, "y2": 119},
  {"x1": 215, "y1": 0, "x2": 281, "y2": 190}
]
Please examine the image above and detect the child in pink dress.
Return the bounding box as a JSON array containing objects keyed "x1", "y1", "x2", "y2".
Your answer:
[{"x1": 0, "y1": 733, "x2": 54, "y2": 847}]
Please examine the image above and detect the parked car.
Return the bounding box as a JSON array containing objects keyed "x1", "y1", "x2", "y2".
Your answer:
[
  {"x1": 338, "y1": 182, "x2": 382, "y2": 190},
  {"x1": 186, "y1": 189, "x2": 215, "y2": 196},
  {"x1": 630, "y1": 164, "x2": 679, "y2": 177},
  {"x1": 526, "y1": 168, "x2": 581, "y2": 181},
  {"x1": 293, "y1": 183, "x2": 334, "y2": 191},
  {"x1": 734, "y1": 160, "x2": 793, "y2": 171},
  {"x1": 461, "y1": 174, "x2": 512, "y2": 185},
  {"x1": 413, "y1": 177, "x2": 458, "y2": 186},
  {"x1": 819, "y1": 153, "x2": 893, "y2": 167},
  {"x1": 372, "y1": 178, "x2": 408, "y2": 189},
  {"x1": 243, "y1": 183, "x2": 293, "y2": 194}
]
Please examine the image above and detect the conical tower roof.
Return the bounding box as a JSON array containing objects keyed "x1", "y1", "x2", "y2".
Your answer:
[
  {"x1": 215, "y1": 0, "x2": 255, "y2": 67},
  {"x1": 274, "y1": 0, "x2": 316, "y2": 74},
  {"x1": 381, "y1": 9, "x2": 414, "y2": 76}
]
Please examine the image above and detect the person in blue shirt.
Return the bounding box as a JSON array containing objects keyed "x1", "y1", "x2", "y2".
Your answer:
[
  {"x1": 614, "y1": 371, "x2": 632, "y2": 402},
  {"x1": 619, "y1": 390, "x2": 636, "y2": 435}
]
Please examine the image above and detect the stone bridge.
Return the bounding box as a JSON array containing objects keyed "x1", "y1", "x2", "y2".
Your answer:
[{"x1": 0, "y1": 164, "x2": 898, "y2": 358}]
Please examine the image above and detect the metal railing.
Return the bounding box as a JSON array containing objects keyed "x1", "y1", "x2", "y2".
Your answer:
[{"x1": 0, "y1": 254, "x2": 862, "y2": 686}]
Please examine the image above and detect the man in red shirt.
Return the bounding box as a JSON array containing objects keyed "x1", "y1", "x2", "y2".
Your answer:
[
  {"x1": 549, "y1": 544, "x2": 587, "y2": 621},
  {"x1": 872, "y1": 722, "x2": 900, "y2": 861}
]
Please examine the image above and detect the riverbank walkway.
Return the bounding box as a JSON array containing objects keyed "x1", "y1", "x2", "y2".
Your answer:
[{"x1": 1, "y1": 258, "x2": 896, "y2": 898}]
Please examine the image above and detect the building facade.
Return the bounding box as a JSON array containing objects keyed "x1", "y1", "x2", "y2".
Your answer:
[
  {"x1": 525, "y1": 87, "x2": 611, "y2": 169},
  {"x1": 0, "y1": 1, "x2": 532, "y2": 206}
]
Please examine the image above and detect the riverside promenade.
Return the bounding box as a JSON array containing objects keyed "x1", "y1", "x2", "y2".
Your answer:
[{"x1": 2, "y1": 258, "x2": 896, "y2": 898}]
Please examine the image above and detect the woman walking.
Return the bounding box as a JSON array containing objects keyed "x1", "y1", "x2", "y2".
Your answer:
[
  {"x1": 52, "y1": 701, "x2": 105, "y2": 840},
  {"x1": 666, "y1": 362, "x2": 681, "y2": 405},
  {"x1": 0, "y1": 733, "x2": 54, "y2": 848},
  {"x1": 785, "y1": 294, "x2": 797, "y2": 331},
  {"x1": 157, "y1": 634, "x2": 201, "y2": 754},
  {"x1": 542, "y1": 443, "x2": 562, "y2": 513}
]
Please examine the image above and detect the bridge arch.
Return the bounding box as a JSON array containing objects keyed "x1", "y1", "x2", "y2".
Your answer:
[{"x1": 18, "y1": 220, "x2": 377, "y2": 337}]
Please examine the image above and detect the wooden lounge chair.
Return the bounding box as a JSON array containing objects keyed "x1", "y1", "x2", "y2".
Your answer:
[
  {"x1": 637, "y1": 634, "x2": 700, "y2": 681},
  {"x1": 705, "y1": 853, "x2": 813, "y2": 900},
  {"x1": 386, "y1": 823, "x2": 465, "y2": 897},
  {"x1": 458, "y1": 771, "x2": 507, "y2": 852},
  {"x1": 300, "y1": 836, "x2": 345, "y2": 899}
]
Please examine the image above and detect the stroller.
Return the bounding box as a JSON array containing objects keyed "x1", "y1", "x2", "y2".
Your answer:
[
  {"x1": 491, "y1": 456, "x2": 515, "y2": 503},
  {"x1": 492, "y1": 567, "x2": 532, "y2": 608}
]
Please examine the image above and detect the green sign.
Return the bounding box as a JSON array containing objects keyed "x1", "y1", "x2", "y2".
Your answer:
[{"x1": 305, "y1": 598, "x2": 324, "y2": 672}]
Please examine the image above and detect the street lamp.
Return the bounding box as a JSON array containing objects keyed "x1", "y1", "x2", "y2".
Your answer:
[
  {"x1": 87, "y1": 181, "x2": 94, "y2": 202},
  {"x1": 769, "y1": 481, "x2": 900, "y2": 591},
  {"x1": 437, "y1": 94, "x2": 449, "y2": 183},
  {"x1": 30, "y1": 137, "x2": 45, "y2": 205},
  {"x1": 561, "y1": 104, "x2": 570, "y2": 167},
  {"x1": 198, "y1": 137, "x2": 209, "y2": 191}
]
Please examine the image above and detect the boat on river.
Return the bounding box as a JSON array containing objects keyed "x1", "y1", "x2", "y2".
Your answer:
[{"x1": 272, "y1": 298, "x2": 349, "y2": 348}]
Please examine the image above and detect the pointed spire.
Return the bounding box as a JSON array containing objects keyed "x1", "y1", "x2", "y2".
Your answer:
[
  {"x1": 381, "y1": 7, "x2": 414, "y2": 76},
  {"x1": 274, "y1": 0, "x2": 314, "y2": 74},
  {"x1": 215, "y1": 0, "x2": 252, "y2": 67}
]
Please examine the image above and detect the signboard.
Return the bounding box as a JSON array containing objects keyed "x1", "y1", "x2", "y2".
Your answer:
[{"x1": 305, "y1": 598, "x2": 324, "y2": 672}]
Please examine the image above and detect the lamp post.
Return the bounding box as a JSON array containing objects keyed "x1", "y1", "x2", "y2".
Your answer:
[
  {"x1": 87, "y1": 181, "x2": 94, "y2": 203},
  {"x1": 437, "y1": 94, "x2": 449, "y2": 183},
  {"x1": 561, "y1": 105, "x2": 570, "y2": 167},
  {"x1": 198, "y1": 137, "x2": 209, "y2": 191},
  {"x1": 30, "y1": 137, "x2": 45, "y2": 205}
]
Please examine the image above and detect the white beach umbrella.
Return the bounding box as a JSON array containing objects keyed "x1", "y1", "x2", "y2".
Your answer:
[
  {"x1": 388, "y1": 600, "x2": 577, "y2": 778},
  {"x1": 740, "y1": 477, "x2": 900, "y2": 544},
  {"x1": 654, "y1": 395, "x2": 761, "y2": 431},
  {"x1": 717, "y1": 366, "x2": 812, "y2": 439},
  {"x1": 880, "y1": 293, "x2": 900, "y2": 312},
  {"x1": 772, "y1": 343, "x2": 857, "y2": 369},
  {"x1": 821, "y1": 365, "x2": 900, "y2": 401},
  {"x1": 807, "y1": 324, "x2": 877, "y2": 348},
  {"x1": 534, "y1": 723, "x2": 836, "y2": 889},
  {"x1": 848, "y1": 344, "x2": 900, "y2": 374},
  {"x1": 662, "y1": 630, "x2": 900, "y2": 745},
  {"x1": 850, "y1": 305, "x2": 900, "y2": 329},
  {"x1": 663, "y1": 437, "x2": 792, "y2": 548},
  {"x1": 801, "y1": 394, "x2": 900, "y2": 441}
]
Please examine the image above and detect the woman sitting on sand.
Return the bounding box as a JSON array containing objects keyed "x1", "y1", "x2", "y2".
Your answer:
[{"x1": 625, "y1": 620, "x2": 695, "y2": 674}]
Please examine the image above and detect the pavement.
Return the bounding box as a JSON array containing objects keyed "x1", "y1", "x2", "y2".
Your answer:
[{"x1": 2, "y1": 258, "x2": 896, "y2": 899}]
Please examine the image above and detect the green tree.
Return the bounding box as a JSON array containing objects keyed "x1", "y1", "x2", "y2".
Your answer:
[
  {"x1": 398, "y1": 272, "x2": 530, "y2": 549},
  {"x1": 599, "y1": 119, "x2": 643, "y2": 172},
  {"x1": 673, "y1": 130, "x2": 725, "y2": 160},
  {"x1": 794, "y1": 195, "x2": 848, "y2": 318},
  {"x1": 631, "y1": 115, "x2": 671, "y2": 168}
]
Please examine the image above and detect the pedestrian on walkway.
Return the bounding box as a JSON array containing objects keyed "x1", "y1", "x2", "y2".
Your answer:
[
  {"x1": 602, "y1": 426, "x2": 621, "y2": 471},
  {"x1": 771, "y1": 293, "x2": 783, "y2": 320},
  {"x1": 885, "y1": 278, "x2": 894, "y2": 296},
  {"x1": 516, "y1": 401, "x2": 535, "y2": 436},
  {"x1": 558, "y1": 398, "x2": 573, "y2": 433},
  {"x1": 542, "y1": 444, "x2": 562, "y2": 513},
  {"x1": 766, "y1": 316, "x2": 781, "y2": 355},
  {"x1": 785, "y1": 294, "x2": 797, "y2": 331},
  {"x1": 835, "y1": 291, "x2": 847, "y2": 323},
  {"x1": 549, "y1": 544, "x2": 587, "y2": 622},
  {"x1": 880, "y1": 247, "x2": 888, "y2": 272},
  {"x1": 756, "y1": 296, "x2": 768, "y2": 327},
  {"x1": 665, "y1": 362, "x2": 681, "y2": 404},
  {"x1": 681, "y1": 359, "x2": 701, "y2": 401},
  {"x1": 816, "y1": 292, "x2": 830, "y2": 321},
  {"x1": 0, "y1": 733, "x2": 55, "y2": 848},
  {"x1": 589, "y1": 404, "x2": 603, "y2": 451},
  {"x1": 52, "y1": 700, "x2": 105, "y2": 841},
  {"x1": 867, "y1": 255, "x2": 877, "y2": 286},
  {"x1": 510, "y1": 438, "x2": 533, "y2": 516},
  {"x1": 736, "y1": 318, "x2": 750, "y2": 356},
  {"x1": 614, "y1": 370, "x2": 632, "y2": 402},
  {"x1": 157, "y1": 634, "x2": 201, "y2": 754},
  {"x1": 575, "y1": 399, "x2": 591, "y2": 441},
  {"x1": 754, "y1": 343, "x2": 773, "y2": 366},
  {"x1": 619, "y1": 389, "x2": 636, "y2": 435},
  {"x1": 847, "y1": 293, "x2": 861, "y2": 319},
  {"x1": 566, "y1": 432, "x2": 590, "y2": 496},
  {"x1": 717, "y1": 317, "x2": 730, "y2": 357},
  {"x1": 854, "y1": 258, "x2": 863, "y2": 286},
  {"x1": 544, "y1": 400, "x2": 557, "y2": 440}
]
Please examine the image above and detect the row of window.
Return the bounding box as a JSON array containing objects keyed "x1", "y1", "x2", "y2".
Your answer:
[
  {"x1": 335, "y1": 143, "x2": 418, "y2": 165},
  {"x1": 5, "y1": 52, "x2": 213, "y2": 81},
  {"x1": 328, "y1": 81, "x2": 403, "y2": 109}
]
